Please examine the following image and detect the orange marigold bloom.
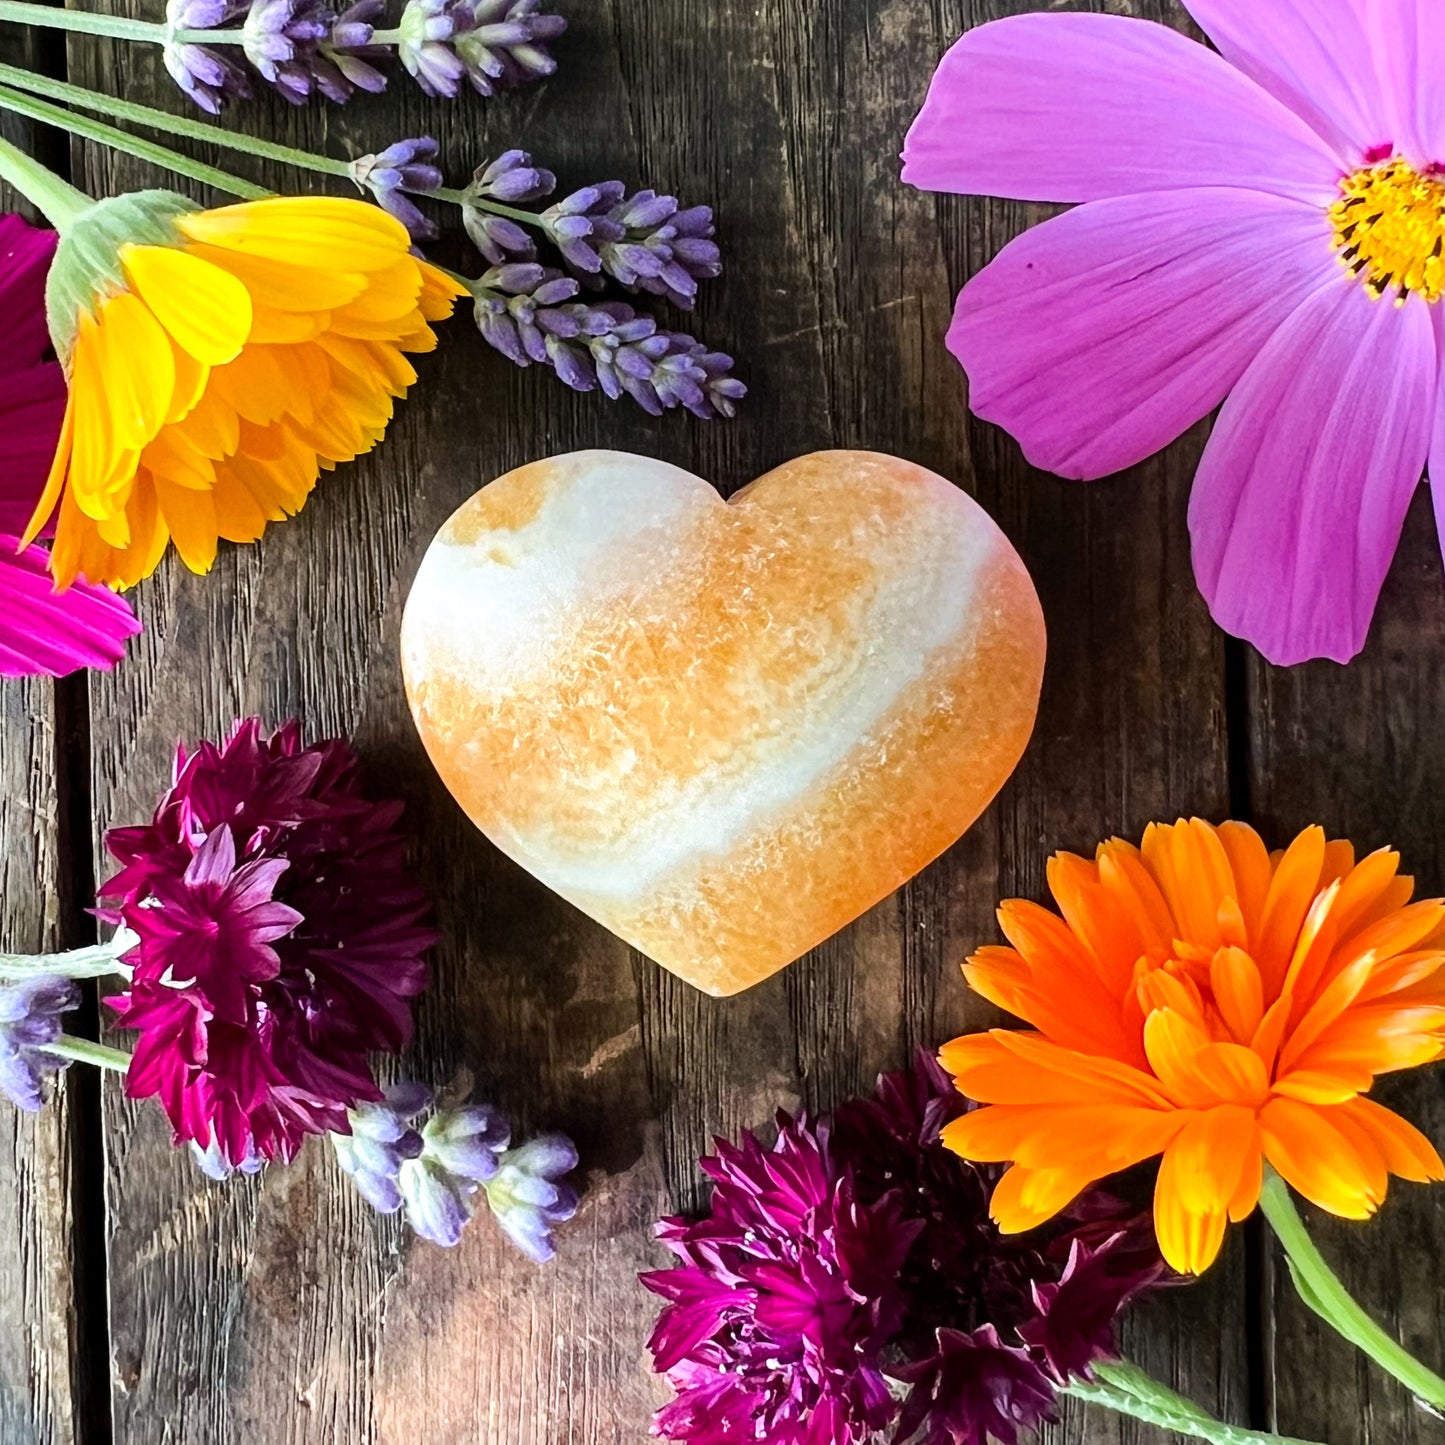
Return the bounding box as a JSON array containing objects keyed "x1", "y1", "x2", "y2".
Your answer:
[
  {"x1": 25, "y1": 192, "x2": 466, "y2": 589},
  {"x1": 941, "y1": 819, "x2": 1445, "y2": 1276}
]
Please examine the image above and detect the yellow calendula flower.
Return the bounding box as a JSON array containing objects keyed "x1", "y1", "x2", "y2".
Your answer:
[{"x1": 25, "y1": 190, "x2": 466, "y2": 589}]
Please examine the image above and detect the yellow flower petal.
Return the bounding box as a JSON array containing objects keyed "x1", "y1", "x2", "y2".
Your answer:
[
  {"x1": 120, "y1": 244, "x2": 252, "y2": 365},
  {"x1": 176, "y1": 197, "x2": 411, "y2": 272}
]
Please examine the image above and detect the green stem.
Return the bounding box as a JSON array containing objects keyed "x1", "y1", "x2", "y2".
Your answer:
[
  {"x1": 0, "y1": 929, "x2": 136, "y2": 982},
  {"x1": 38, "y1": 1035, "x2": 131, "y2": 1074},
  {"x1": 1064, "y1": 1361, "x2": 1327, "y2": 1445},
  {"x1": 1259, "y1": 1168, "x2": 1445, "y2": 1411},
  {"x1": 0, "y1": 132, "x2": 91, "y2": 229},
  {"x1": 370, "y1": 27, "x2": 403, "y2": 45},
  {"x1": 0, "y1": 1, "x2": 165, "y2": 42},
  {"x1": 0, "y1": 83, "x2": 269, "y2": 200},
  {"x1": 0, "y1": 60, "x2": 352, "y2": 187}
]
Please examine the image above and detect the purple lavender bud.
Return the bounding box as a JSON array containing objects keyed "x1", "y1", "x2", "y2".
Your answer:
[
  {"x1": 471, "y1": 151, "x2": 556, "y2": 204},
  {"x1": 397, "y1": 0, "x2": 466, "y2": 97},
  {"x1": 598, "y1": 192, "x2": 722, "y2": 311},
  {"x1": 399, "y1": 1158, "x2": 474, "y2": 1246},
  {"x1": 192, "y1": 1128, "x2": 264, "y2": 1181},
  {"x1": 470, "y1": 264, "x2": 585, "y2": 367},
  {"x1": 162, "y1": 0, "x2": 253, "y2": 116},
  {"x1": 452, "y1": 0, "x2": 566, "y2": 94},
  {"x1": 351, "y1": 138, "x2": 444, "y2": 241},
  {"x1": 332, "y1": 1082, "x2": 430, "y2": 1214},
  {"x1": 320, "y1": 0, "x2": 390, "y2": 96},
  {"x1": 465, "y1": 213, "x2": 536, "y2": 266},
  {"x1": 541, "y1": 183, "x2": 625, "y2": 275},
  {"x1": 396, "y1": 1100, "x2": 513, "y2": 1247},
  {"x1": 484, "y1": 1133, "x2": 579, "y2": 1263},
  {"x1": 0, "y1": 976, "x2": 80, "y2": 1113}
]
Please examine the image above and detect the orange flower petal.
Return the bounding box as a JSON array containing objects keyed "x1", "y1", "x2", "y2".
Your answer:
[
  {"x1": 1154, "y1": 1105, "x2": 1259, "y2": 1273},
  {"x1": 1260, "y1": 1097, "x2": 1386, "y2": 1219},
  {"x1": 1256, "y1": 826, "x2": 1327, "y2": 995},
  {"x1": 989, "y1": 1163, "x2": 1094, "y2": 1233},
  {"x1": 1336, "y1": 1097, "x2": 1444, "y2": 1184}
]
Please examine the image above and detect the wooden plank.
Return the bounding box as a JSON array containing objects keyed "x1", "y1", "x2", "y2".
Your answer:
[
  {"x1": 72, "y1": 0, "x2": 1250, "y2": 1440},
  {"x1": 0, "y1": 675, "x2": 81, "y2": 1445},
  {"x1": 1248, "y1": 489, "x2": 1445, "y2": 1445},
  {"x1": 0, "y1": 19, "x2": 93, "y2": 1441}
]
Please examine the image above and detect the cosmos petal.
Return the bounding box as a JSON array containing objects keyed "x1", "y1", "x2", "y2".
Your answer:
[
  {"x1": 948, "y1": 188, "x2": 1336, "y2": 480},
  {"x1": 1189, "y1": 274, "x2": 1437, "y2": 666},
  {"x1": 902, "y1": 12, "x2": 1341, "y2": 206}
]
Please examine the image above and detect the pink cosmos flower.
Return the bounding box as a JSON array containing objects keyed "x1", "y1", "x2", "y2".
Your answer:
[
  {"x1": 0, "y1": 213, "x2": 139, "y2": 678},
  {"x1": 903, "y1": 0, "x2": 1445, "y2": 666}
]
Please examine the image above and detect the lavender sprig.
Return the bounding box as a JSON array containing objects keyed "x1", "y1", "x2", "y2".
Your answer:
[
  {"x1": 461, "y1": 156, "x2": 724, "y2": 313},
  {"x1": 153, "y1": 0, "x2": 564, "y2": 108},
  {"x1": 467, "y1": 265, "x2": 745, "y2": 419},
  {"x1": 0, "y1": 976, "x2": 81, "y2": 1113},
  {"x1": 350, "y1": 136, "x2": 444, "y2": 240},
  {"x1": 331, "y1": 1080, "x2": 581, "y2": 1255}
]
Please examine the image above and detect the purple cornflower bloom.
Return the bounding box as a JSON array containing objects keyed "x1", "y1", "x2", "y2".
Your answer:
[
  {"x1": 645, "y1": 1114, "x2": 920, "y2": 1445},
  {"x1": 451, "y1": 0, "x2": 566, "y2": 95},
  {"x1": 351, "y1": 137, "x2": 444, "y2": 242},
  {"x1": 332, "y1": 1082, "x2": 430, "y2": 1212},
  {"x1": 643, "y1": 1053, "x2": 1166, "y2": 1445},
  {"x1": 0, "y1": 976, "x2": 79, "y2": 1113},
  {"x1": 484, "y1": 1133, "x2": 580, "y2": 1262},
  {"x1": 163, "y1": 0, "x2": 252, "y2": 113}
]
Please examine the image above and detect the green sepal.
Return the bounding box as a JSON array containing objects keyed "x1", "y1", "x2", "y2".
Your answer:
[{"x1": 45, "y1": 189, "x2": 202, "y2": 367}]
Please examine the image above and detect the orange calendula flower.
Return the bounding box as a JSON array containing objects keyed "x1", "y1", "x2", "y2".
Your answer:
[
  {"x1": 25, "y1": 190, "x2": 466, "y2": 589},
  {"x1": 940, "y1": 819, "x2": 1445, "y2": 1276}
]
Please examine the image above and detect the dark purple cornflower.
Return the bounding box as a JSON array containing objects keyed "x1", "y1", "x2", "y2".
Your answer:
[
  {"x1": 163, "y1": 0, "x2": 252, "y2": 114},
  {"x1": 644, "y1": 1115, "x2": 920, "y2": 1445},
  {"x1": 644, "y1": 1053, "x2": 1166, "y2": 1445},
  {"x1": 100, "y1": 718, "x2": 436, "y2": 1171},
  {"x1": 351, "y1": 137, "x2": 444, "y2": 242},
  {"x1": 0, "y1": 976, "x2": 80, "y2": 1113}
]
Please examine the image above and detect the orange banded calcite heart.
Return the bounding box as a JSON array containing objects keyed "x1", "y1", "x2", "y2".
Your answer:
[{"x1": 401, "y1": 450, "x2": 1045, "y2": 996}]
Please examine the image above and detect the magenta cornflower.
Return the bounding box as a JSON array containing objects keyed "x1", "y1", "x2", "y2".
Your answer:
[
  {"x1": 101, "y1": 718, "x2": 435, "y2": 1169},
  {"x1": 642, "y1": 1054, "x2": 1163, "y2": 1445},
  {"x1": 0, "y1": 212, "x2": 139, "y2": 678},
  {"x1": 904, "y1": 0, "x2": 1445, "y2": 667}
]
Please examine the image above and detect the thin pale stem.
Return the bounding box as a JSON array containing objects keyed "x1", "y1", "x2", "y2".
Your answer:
[
  {"x1": 0, "y1": 131, "x2": 91, "y2": 229},
  {"x1": 38, "y1": 1035, "x2": 131, "y2": 1074},
  {"x1": 1258, "y1": 1168, "x2": 1445, "y2": 1411},
  {"x1": 1064, "y1": 1361, "x2": 1327, "y2": 1445},
  {"x1": 0, "y1": 83, "x2": 269, "y2": 200},
  {"x1": 0, "y1": 61, "x2": 352, "y2": 183},
  {"x1": 0, "y1": 1, "x2": 164, "y2": 42},
  {"x1": 370, "y1": 27, "x2": 403, "y2": 44},
  {"x1": 0, "y1": 929, "x2": 136, "y2": 982}
]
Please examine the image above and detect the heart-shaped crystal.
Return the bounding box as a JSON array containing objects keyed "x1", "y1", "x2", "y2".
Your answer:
[{"x1": 402, "y1": 450, "x2": 1045, "y2": 995}]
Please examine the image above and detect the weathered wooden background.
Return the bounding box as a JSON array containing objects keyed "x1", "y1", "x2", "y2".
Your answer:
[{"x1": 0, "y1": 0, "x2": 1441, "y2": 1441}]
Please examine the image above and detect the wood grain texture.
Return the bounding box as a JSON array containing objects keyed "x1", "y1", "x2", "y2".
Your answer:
[
  {"x1": 1247, "y1": 489, "x2": 1445, "y2": 1445},
  {"x1": 0, "y1": 674, "x2": 81, "y2": 1445},
  {"x1": 0, "y1": 19, "x2": 87, "y2": 1441}
]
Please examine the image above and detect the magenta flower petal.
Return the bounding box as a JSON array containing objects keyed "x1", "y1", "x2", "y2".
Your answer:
[
  {"x1": 1180, "y1": 0, "x2": 1394, "y2": 162},
  {"x1": 901, "y1": 13, "x2": 1341, "y2": 207},
  {"x1": 1190, "y1": 280, "x2": 1437, "y2": 666},
  {"x1": 1371, "y1": 0, "x2": 1445, "y2": 162},
  {"x1": 948, "y1": 188, "x2": 1337, "y2": 480},
  {"x1": 0, "y1": 539, "x2": 140, "y2": 678}
]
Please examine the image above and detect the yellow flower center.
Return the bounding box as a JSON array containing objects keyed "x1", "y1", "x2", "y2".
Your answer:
[{"x1": 1330, "y1": 158, "x2": 1445, "y2": 303}]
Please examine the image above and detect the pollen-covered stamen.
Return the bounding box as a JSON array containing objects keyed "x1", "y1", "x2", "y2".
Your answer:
[{"x1": 1330, "y1": 158, "x2": 1445, "y2": 304}]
